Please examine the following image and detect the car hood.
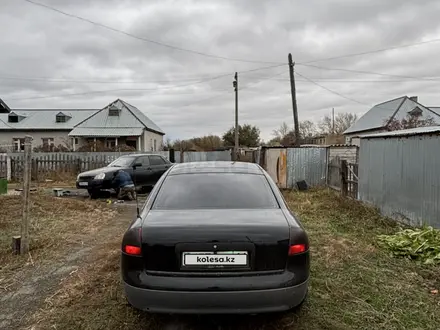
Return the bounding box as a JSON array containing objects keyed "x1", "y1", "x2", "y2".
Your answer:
[{"x1": 78, "y1": 166, "x2": 120, "y2": 178}]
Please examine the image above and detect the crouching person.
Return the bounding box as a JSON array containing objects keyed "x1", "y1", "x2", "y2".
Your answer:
[{"x1": 112, "y1": 169, "x2": 136, "y2": 201}]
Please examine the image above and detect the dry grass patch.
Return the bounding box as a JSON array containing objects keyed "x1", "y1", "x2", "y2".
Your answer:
[
  {"x1": 24, "y1": 188, "x2": 440, "y2": 330},
  {"x1": 0, "y1": 191, "x2": 117, "y2": 291}
]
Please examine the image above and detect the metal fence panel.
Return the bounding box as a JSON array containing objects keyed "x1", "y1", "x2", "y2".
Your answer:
[
  {"x1": 182, "y1": 150, "x2": 231, "y2": 162},
  {"x1": 359, "y1": 135, "x2": 440, "y2": 228},
  {"x1": 286, "y1": 147, "x2": 328, "y2": 188}
]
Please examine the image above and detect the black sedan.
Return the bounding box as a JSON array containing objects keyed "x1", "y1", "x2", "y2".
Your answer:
[
  {"x1": 121, "y1": 161, "x2": 310, "y2": 314},
  {"x1": 76, "y1": 154, "x2": 172, "y2": 198}
]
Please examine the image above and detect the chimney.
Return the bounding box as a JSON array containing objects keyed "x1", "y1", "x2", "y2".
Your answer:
[{"x1": 409, "y1": 96, "x2": 418, "y2": 102}]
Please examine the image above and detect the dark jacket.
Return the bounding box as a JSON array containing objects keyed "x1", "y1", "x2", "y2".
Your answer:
[{"x1": 112, "y1": 170, "x2": 134, "y2": 188}]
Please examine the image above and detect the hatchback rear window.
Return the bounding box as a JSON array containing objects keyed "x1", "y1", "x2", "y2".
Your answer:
[{"x1": 152, "y1": 173, "x2": 279, "y2": 210}]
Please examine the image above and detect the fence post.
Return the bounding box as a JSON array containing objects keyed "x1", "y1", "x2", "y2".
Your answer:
[
  {"x1": 340, "y1": 159, "x2": 348, "y2": 197},
  {"x1": 76, "y1": 158, "x2": 81, "y2": 173},
  {"x1": 32, "y1": 159, "x2": 38, "y2": 182},
  {"x1": 6, "y1": 155, "x2": 11, "y2": 181},
  {"x1": 169, "y1": 148, "x2": 175, "y2": 163},
  {"x1": 20, "y1": 135, "x2": 32, "y2": 255}
]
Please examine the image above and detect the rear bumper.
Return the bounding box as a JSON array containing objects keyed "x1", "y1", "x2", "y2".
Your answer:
[{"x1": 124, "y1": 279, "x2": 308, "y2": 314}]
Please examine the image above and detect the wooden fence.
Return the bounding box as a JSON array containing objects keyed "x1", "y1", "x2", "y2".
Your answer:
[
  {"x1": 1, "y1": 150, "x2": 233, "y2": 181},
  {"x1": 327, "y1": 157, "x2": 342, "y2": 191},
  {"x1": 327, "y1": 158, "x2": 359, "y2": 199}
]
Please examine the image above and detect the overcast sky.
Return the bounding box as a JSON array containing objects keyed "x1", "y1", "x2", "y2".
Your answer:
[{"x1": 2, "y1": 0, "x2": 440, "y2": 141}]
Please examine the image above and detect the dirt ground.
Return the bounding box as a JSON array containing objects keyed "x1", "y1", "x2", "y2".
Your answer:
[{"x1": 1, "y1": 188, "x2": 439, "y2": 330}]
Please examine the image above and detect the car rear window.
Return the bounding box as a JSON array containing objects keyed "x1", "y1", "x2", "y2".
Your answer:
[{"x1": 152, "y1": 173, "x2": 279, "y2": 210}]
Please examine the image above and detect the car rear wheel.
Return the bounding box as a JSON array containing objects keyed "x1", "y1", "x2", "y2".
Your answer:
[{"x1": 87, "y1": 189, "x2": 100, "y2": 199}]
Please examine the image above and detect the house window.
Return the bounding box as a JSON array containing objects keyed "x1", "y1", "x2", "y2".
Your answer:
[
  {"x1": 42, "y1": 138, "x2": 54, "y2": 146},
  {"x1": 153, "y1": 139, "x2": 157, "y2": 151},
  {"x1": 56, "y1": 115, "x2": 66, "y2": 123},
  {"x1": 74, "y1": 138, "x2": 79, "y2": 145},
  {"x1": 8, "y1": 115, "x2": 18, "y2": 123},
  {"x1": 108, "y1": 106, "x2": 120, "y2": 116},
  {"x1": 13, "y1": 138, "x2": 25, "y2": 152}
]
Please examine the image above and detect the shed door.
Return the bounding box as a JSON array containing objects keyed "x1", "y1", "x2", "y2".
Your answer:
[{"x1": 265, "y1": 149, "x2": 287, "y2": 189}]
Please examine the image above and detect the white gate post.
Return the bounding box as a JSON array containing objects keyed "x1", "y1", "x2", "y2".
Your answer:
[{"x1": 6, "y1": 155, "x2": 11, "y2": 181}]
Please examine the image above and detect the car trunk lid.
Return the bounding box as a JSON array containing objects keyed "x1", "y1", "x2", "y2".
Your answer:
[{"x1": 141, "y1": 209, "x2": 290, "y2": 272}]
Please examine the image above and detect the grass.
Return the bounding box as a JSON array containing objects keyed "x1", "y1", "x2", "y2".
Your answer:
[
  {"x1": 27, "y1": 189, "x2": 440, "y2": 330},
  {"x1": 0, "y1": 191, "x2": 117, "y2": 292}
]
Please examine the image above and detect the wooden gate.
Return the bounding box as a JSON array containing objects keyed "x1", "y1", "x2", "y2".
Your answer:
[{"x1": 341, "y1": 160, "x2": 358, "y2": 199}]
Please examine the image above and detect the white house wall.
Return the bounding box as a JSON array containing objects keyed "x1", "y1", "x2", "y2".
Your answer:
[
  {"x1": 0, "y1": 130, "x2": 71, "y2": 150},
  {"x1": 143, "y1": 130, "x2": 163, "y2": 152}
]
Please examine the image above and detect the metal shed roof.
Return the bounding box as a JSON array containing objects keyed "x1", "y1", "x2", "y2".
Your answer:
[
  {"x1": 344, "y1": 96, "x2": 440, "y2": 134},
  {"x1": 359, "y1": 126, "x2": 440, "y2": 138},
  {"x1": 69, "y1": 127, "x2": 144, "y2": 137}
]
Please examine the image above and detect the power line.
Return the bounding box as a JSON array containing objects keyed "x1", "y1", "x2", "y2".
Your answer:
[
  {"x1": 4, "y1": 63, "x2": 286, "y2": 101},
  {"x1": 0, "y1": 63, "x2": 284, "y2": 85},
  {"x1": 22, "y1": 0, "x2": 282, "y2": 65},
  {"x1": 297, "y1": 38, "x2": 440, "y2": 64},
  {"x1": 297, "y1": 63, "x2": 440, "y2": 81},
  {"x1": 295, "y1": 71, "x2": 415, "y2": 114},
  {"x1": 294, "y1": 71, "x2": 368, "y2": 106},
  {"x1": 158, "y1": 70, "x2": 287, "y2": 109},
  {"x1": 288, "y1": 79, "x2": 440, "y2": 83},
  {"x1": 7, "y1": 73, "x2": 233, "y2": 101}
]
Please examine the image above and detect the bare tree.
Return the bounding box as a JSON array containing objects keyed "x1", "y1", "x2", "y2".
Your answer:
[
  {"x1": 299, "y1": 120, "x2": 317, "y2": 138},
  {"x1": 386, "y1": 113, "x2": 437, "y2": 131},
  {"x1": 272, "y1": 122, "x2": 290, "y2": 139},
  {"x1": 271, "y1": 120, "x2": 317, "y2": 146},
  {"x1": 319, "y1": 112, "x2": 358, "y2": 135}
]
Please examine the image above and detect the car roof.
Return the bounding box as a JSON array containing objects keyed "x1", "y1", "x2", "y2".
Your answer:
[
  {"x1": 119, "y1": 153, "x2": 164, "y2": 157},
  {"x1": 168, "y1": 161, "x2": 263, "y2": 175}
]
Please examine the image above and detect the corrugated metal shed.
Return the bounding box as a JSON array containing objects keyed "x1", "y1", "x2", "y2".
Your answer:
[
  {"x1": 344, "y1": 96, "x2": 440, "y2": 134},
  {"x1": 68, "y1": 127, "x2": 144, "y2": 137},
  {"x1": 358, "y1": 134, "x2": 440, "y2": 228},
  {"x1": 359, "y1": 126, "x2": 440, "y2": 138},
  {"x1": 74, "y1": 99, "x2": 164, "y2": 135},
  {"x1": 286, "y1": 147, "x2": 328, "y2": 188},
  {"x1": 0, "y1": 110, "x2": 96, "y2": 130}
]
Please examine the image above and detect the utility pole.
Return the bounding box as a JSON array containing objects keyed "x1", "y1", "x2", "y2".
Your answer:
[
  {"x1": 288, "y1": 53, "x2": 300, "y2": 146},
  {"x1": 233, "y1": 72, "x2": 239, "y2": 160},
  {"x1": 332, "y1": 108, "x2": 335, "y2": 134},
  {"x1": 20, "y1": 135, "x2": 32, "y2": 255}
]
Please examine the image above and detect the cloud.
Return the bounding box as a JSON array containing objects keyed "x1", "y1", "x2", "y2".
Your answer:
[{"x1": 1, "y1": 0, "x2": 440, "y2": 141}]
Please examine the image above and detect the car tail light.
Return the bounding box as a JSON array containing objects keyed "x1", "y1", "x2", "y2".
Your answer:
[
  {"x1": 122, "y1": 226, "x2": 142, "y2": 256},
  {"x1": 288, "y1": 244, "x2": 307, "y2": 256},
  {"x1": 124, "y1": 245, "x2": 141, "y2": 256}
]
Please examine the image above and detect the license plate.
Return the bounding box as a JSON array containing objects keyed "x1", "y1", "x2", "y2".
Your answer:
[
  {"x1": 78, "y1": 182, "x2": 88, "y2": 187},
  {"x1": 182, "y1": 251, "x2": 248, "y2": 266}
]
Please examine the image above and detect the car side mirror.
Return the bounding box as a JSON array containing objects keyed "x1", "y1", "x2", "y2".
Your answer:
[{"x1": 132, "y1": 162, "x2": 142, "y2": 169}]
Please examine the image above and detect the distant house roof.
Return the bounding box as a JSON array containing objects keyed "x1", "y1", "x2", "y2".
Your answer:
[
  {"x1": 71, "y1": 99, "x2": 164, "y2": 136},
  {"x1": 0, "y1": 109, "x2": 97, "y2": 130},
  {"x1": 344, "y1": 96, "x2": 440, "y2": 135},
  {"x1": 359, "y1": 126, "x2": 440, "y2": 139}
]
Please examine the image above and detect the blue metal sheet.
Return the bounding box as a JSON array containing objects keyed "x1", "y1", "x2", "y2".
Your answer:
[{"x1": 359, "y1": 135, "x2": 440, "y2": 228}]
